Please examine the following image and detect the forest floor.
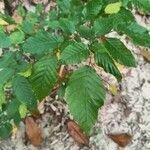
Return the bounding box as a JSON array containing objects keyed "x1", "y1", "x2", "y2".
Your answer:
[{"x1": 0, "y1": 1, "x2": 150, "y2": 150}]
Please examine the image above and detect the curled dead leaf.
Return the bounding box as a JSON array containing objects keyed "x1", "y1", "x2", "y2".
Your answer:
[
  {"x1": 58, "y1": 65, "x2": 68, "y2": 79},
  {"x1": 25, "y1": 117, "x2": 41, "y2": 146},
  {"x1": 140, "y1": 49, "x2": 150, "y2": 62},
  {"x1": 67, "y1": 120, "x2": 89, "y2": 145},
  {"x1": 108, "y1": 133, "x2": 132, "y2": 147}
]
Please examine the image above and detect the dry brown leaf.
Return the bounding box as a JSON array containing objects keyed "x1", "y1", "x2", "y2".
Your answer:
[
  {"x1": 58, "y1": 65, "x2": 68, "y2": 79},
  {"x1": 99, "y1": 36, "x2": 105, "y2": 43},
  {"x1": 67, "y1": 120, "x2": 89, "y2": 145},
  {"x1": 140, "y1": 49, "x2": 150, "y2": 62},
  {"x1": 108, "y1": 133, "x2": 132, "y2": 147},
  {"x1": 25, "y1": 117, "x2": 42, "y2": 146},
  {"x1": 6, "y1": 24, "x2": 16, "y2": 33},
  {"x1": 12, "y1": 10, "x2": 22, "y2": 23},
  {"x1": 31, "y1": 109, "x2": 41, "y2": 119}
]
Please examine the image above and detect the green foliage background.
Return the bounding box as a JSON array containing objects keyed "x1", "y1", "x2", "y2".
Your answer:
[{"x1": 0, "y1": 0, "x2": 150, "y2": 139}]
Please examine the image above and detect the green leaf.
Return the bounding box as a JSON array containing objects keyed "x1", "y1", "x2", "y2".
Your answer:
[
  {"x1": 0, "y1": 14, "x2": 16, "y2": 24},
  {"x1": 23, "y1": 32, "x2": 64, "y2": 54},
  {"x1": 94, "y1": 17, "x2": 113, "y2": 36},
  {"x1": 132, "y1": 0, "x2": 150, "y2": 13},
  {"x1": 0, "y1": 123, "x2": 12, "y2": 139},
  {"x1": 59, "y1": 18, "x2": 76, "y2": 34},
  {"x1": 9, "y1": 30, "x2": 25, "y2": 44},
  {"x1": 57, "y1": 84, "x2": 67, "y2": 99},
  {"x1": 6, "y1": 99, "x2": 20, "y2": 118},
  {"x1": 78, "y1": 25, "x2": 95, "y2": 39},
  {"x1": 56, "y1": 0, "x2": 71, "y2": 15},
  {"x1": 65, "y1": 66, "x2": 105, "y2": 134},
  {"x1": 121, "y1": 0, "x2": 130, "y2": 7},
  {"x1": 0, "y1": 52, "x2": 17, "y2": 69},
  {"x1": 104, "y1": 38, "x2": 136, "y2": 67},
  {"x1": 49, "y1": 9, "x2": 58, "y2": 20},
  {"x1": 48, "y1": 21, "x2": 60, "y2": 30},
  {"x1": 0, "y1": 30, "x2": 11, "y2": 48},
  {"x1": 61, "y1": 42, "x2": 90, "y2": 65},
  {"x1": 105, "y1": 2, "x2": 122, "y2": 14},
  {"x1": 36, "y1": 4, "x2": 43, "y2": 14},
  {"x1": 85, "y1": 0, "x2": 102, "y2": 17},
  {"x1": 111, "y1": 8, "x2": 135, "y2": 28},
  {"x1": 0, "y1": 87, "x2": 5, "y2": 107},
  {"x1": 22, "y1": 21, "x2": 35, "y2": 34},
  {"x1": 17, "y1": 6, "x2": 26, "y2": 17},
  {"x1": 117, "y1": 22, "x2": 150, "y2": 47},
  {"x1": 5, "y1": 99, "x2": 21, "y2": 126},
  {"x1": 92, "y1": 43, "x2": 122, "y2": 81},
  {"x1": 0, "y1": 68, "x2": 14, "y2": 85},
  {"x1": 26, "y1": 12, "x2": 39, "y2": 24},
  {"x1": 12, "y1": 76, "x2": 37, "y2": 106},
  {"x1": 29, "y1": 55, "x2": 58, "y2": 100}
]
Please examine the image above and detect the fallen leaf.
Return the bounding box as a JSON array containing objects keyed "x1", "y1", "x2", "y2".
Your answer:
[
  {"x1": 11, "y1": 124, "x2": 18, "y2": 137},
  {"x1": 140, "y1": 49, "x2": 150, "y2": 62},
  {"x1": 12, "y1": 10, "x2": 22, "y2": 23},
  {"x1": 67, "y1": 120, "x2": 89, "y2": 145},
  {"x1": 6, "y1": 24, "x2": 16, "y2": 33},
  {"x1": 108, "y1": 133, "x2": 132, "y2": 147},
  {"x1": 25, "y1": 117, "x2": 41, "y2": 146},
  {"x1": 109, "y1": 84, "x2": 118, "y2": 96},
  {"x1": 0, "y1": 19, "x2": 8, "y2": 26},
  {"x1": 59, "y1": 65, "x2": 68, "y2": 79}
]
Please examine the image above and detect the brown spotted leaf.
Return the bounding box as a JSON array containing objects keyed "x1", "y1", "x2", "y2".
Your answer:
[
  {"x1": 108, "y1": 133, "x2": 132, "y2": 147},
  {"x1": 67, "y1": 120, "x2": 89, "y2": 145},
  {"x1": 25, "y1": 117, "x2": 41, "y2": 146}
]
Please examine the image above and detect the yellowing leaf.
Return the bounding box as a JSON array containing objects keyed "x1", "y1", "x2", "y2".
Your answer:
[
  {"x1": 115, "y1": 62, "x2": 125, "y2": 71},
  {"x1": 109, "y1": 84, "x2": 118, "y2": 96},
  {"x1": 105, "y1": 2, "x2": 122, "y2": 14},
  {"x1": 56, "y1": 49, "x2": 61, "y2": 60},
  {"x1": 18, "y1": 65, "x2": 32, "y2": 77},
  {"x1": 0, "y1": 19, "x2": 9, "y2": 26},
  {"x1": 19, "y1": 104, "x2": 28, "y2": 118},
  {"x1": 11, "y1": 124, "x2": 18, "y2": 136}
]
